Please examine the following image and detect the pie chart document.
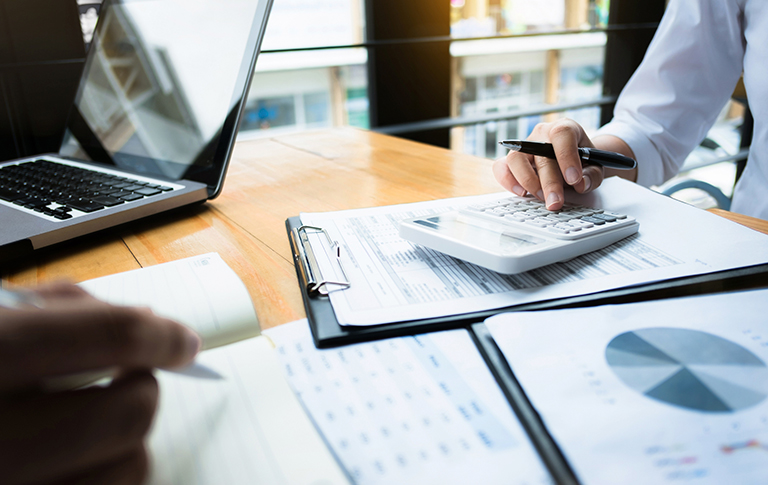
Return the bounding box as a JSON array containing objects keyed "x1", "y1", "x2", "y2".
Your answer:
[{"x1": 485, "y1": 288, "x2": 768, "y2": 485}]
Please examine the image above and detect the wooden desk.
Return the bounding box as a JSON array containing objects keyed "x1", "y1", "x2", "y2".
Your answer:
[{"x1": 2, "y1": 128, "x2": 767, "y2": 329}]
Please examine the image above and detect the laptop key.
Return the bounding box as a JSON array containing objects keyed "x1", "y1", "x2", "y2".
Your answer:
[
  {"x1": 67, "y1": 199, "x2": 106, "y2": 213},
  {"x1": 18, "y1": 197, "x2": 50, "y2": 208},
  {"x1": 108, "y1": 190, "x2": 132, "y2": 198},
  {"x1": 98, "y1": 188, "x2": 123, "y2": 196},
  {"x1": 0, "y1": 187, "x2": 22, "y2": 201},
  {"x1": 119, "y1": 193, "x2": 144, "y2": 202},
  {"x1": 134, "y1": 187, "x2": 162, "y2": 196},
  {"x1": 91, "y1": 196, "x2": 124, "y2": 207}
]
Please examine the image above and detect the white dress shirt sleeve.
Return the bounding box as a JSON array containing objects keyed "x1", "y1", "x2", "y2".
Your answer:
[{"x1": 595, "y1": 0, "x2": 746, "y2": 188}]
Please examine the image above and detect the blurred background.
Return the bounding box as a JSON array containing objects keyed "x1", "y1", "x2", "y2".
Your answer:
[{"x1": 0, "y1": 0, "x2": 750, "y2": 209}]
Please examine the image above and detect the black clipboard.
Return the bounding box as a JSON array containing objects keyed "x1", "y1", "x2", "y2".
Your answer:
[
  {"x1": 470, "y1": 322, "x2": 581, "y2": 485},
  {"x1": 287, "y1": 216, "x2": 768, "y2": 349}
]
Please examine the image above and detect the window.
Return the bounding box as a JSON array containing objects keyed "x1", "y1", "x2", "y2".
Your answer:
[
  {"x1": 74, "y1": 0, "x2": 668, "y2": 164},
  {"x1": 78, "y1": 0, "x2": 103, "y2": 47},
  {"x1": 447, "y1": 0, "x2": 613, "y2": 158},
  {"x1": 237, "y1": 0, "x2": 369, "y2": 139}
]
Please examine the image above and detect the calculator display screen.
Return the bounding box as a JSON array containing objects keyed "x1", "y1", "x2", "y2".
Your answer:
[{"x1": 413, "y1": 216, "x2": 543, "y2": 254}]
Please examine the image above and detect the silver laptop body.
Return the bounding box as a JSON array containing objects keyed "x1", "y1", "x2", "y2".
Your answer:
[{"x1": 0, "y1": 0, "x2": 273, "y2": 263}]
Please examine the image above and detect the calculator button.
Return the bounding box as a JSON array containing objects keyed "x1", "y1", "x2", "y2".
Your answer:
[
  {"x1": 457, "y1": 197, "x2": 636, "y2": 244},
  {"x1": 570, "y1": 209, "x2": 593, "y2": 217},
  {"x1": 561, "y1": 223, "x2": 582, "y2": 232},
  {"x1": 570, "y1": 220, "x2": 594, "y2": 229},
  {"x1": 547, "y1": 225, "x2": 570, "y2": 234},
  {"x1": 526, "y1": 209, "x2": 550, "y2": 217},
  {"x1": 591, "y1": 213, "x2": 618, "y2": 223},
  {"x1": 526, "y1": 217, "x2": 554, "y2": 228},
  {"x1": 581, "y1": 216, "x2": 606, "y2": 225},
  {"x1": 505, "y1": 213, "x2": 532, "y2": 222},
  {"x1": 550, "y1": 213, "x2": 575, "y2": 222}
]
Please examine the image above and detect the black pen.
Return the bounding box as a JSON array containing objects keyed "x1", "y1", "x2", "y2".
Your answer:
[{"x1": 499, "y1": 140, "x2": 637, "y2": 170}]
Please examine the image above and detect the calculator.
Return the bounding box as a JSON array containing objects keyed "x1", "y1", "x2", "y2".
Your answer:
[{"x1": 399, "y1": 195, "x2": 639, "y2": 274}]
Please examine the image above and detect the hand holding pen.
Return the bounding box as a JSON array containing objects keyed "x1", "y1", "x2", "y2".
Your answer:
[
  {"x1": 0, "y1": 282, "x2": 202, "y2": 485},
  {"x1": 499, "y1": 140, "x2": 636, "y2": 170},
  {"x1": 492, "y1": 119, "x2": 638, "y2": 211}
]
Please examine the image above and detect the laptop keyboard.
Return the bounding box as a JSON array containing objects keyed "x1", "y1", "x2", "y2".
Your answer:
[{"x1": 0, "y1": 160, "x2": 174, "y2": 220}]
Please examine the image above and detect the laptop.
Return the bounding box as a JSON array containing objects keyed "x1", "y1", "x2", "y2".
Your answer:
[{"x1": 0, "y1": 0, "x2": 274, "y2": 263}]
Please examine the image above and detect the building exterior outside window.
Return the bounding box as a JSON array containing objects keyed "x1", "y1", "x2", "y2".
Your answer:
[
  {"x1": 449, "y1": 0, "x2": 609, "y2": 158},
  {"x1": 238, "y1": 0, "x2": 369, "y2": 139},
  {"x1": 72, "y1": 0, "x2": 743, "y2": 209},
  {"x1": 77, "y1": 0, "x2": 102, "y2": 47}
]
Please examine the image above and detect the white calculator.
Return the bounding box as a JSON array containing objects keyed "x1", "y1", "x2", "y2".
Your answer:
[{"x1": 399, "y1": 195, "x2": 639, "y2": 274}]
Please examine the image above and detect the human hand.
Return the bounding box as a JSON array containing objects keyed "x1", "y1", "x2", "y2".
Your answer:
[
  {"x1": 492, "y1": 119, "x2": 605, "y2": 211},
  {"x1": 0, "y1": 282, "x2": 202, "y2": 485}
]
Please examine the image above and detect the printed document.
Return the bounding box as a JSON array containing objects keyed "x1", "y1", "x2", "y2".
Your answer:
[
  {"x1": 266, "y1": 320, "x2": 553, "y2": 485},
  {"x1": 486, "y1": 289, "x2": 768, "y2": 484},
  {"x1": 149, "y1": 335, "x2": 350, "y2": 485},
  {"x1": 300, "y1": 177, "x2": 768, "y2": 326},
  {"x1": 79, "y1": 254, "x2": 350, "y2": 485}
]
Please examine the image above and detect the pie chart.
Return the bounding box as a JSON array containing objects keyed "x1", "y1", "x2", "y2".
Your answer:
[{"x1": 606, "y1": 328, "x2": 768, "y2": 413}]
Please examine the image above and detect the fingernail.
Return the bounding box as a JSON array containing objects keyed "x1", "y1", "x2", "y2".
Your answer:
[
  {"x1": 512, "y1": 185, "x2": 526, "y2": 196},
  {"x1": 186, "y1": 331, "x2": 203, "y2": 356},
  {"x1": 546, "y1": 192, "x2": 561, "y2": 209},
  {"x1": 536, "y1": 190, "x2": 544, "y2": 201},
  {"x1": 582, "y1": 174, "x2": 592, "y2": 192},
  {"x1": 565, "y1": 167, "x2": 581, "y2": 185}
]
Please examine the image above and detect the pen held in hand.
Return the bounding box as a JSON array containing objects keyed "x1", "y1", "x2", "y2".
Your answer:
[
  {"x1": 500, "y1": 140, "x2": 637, "y2": 170},
  {"x1": 43, "y1": 361, "x2": 224, "y2": 392},
  {"x1": 2, "y1": 287, "x2": 224, "y2": 388},
  {"x1": 0, "y1": 287, "x2": 46, "y2": 310}
]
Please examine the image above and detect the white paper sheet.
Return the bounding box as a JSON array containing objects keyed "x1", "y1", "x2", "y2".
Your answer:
[
  {"x1": 299, "y1": 177, "x2": 768, "y2": 326},
  {"x1": 265, "y1": 320, "x2": 553, "y2": 485},
  {"x1": 485, "y1": 288, "x2": 768, "y2": 484},
  {"x1": 78, "y1": 253, "x2": 260, "y2": 349},
  {"x1": 148, "y1": 335, "x2": 351, "y2": 485}
]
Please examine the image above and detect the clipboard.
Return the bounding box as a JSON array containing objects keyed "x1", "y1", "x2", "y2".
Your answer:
[
  {"x1": 286, "y1": 216, "x2": 768, "y2": 349},
  {"x1": 470, "y1": 322, "x2": 580, "y2": 485}
]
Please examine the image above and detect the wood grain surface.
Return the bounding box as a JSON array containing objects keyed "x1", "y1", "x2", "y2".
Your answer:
[{"x1": 2, "y1": 128, "x2": 766, "y2": 329}]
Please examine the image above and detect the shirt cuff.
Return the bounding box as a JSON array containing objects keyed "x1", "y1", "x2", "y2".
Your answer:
[{"x1": 594, "y1": 121, "x2": 666, "y2": 188}]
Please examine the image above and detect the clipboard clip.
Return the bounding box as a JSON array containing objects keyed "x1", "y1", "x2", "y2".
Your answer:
[{"x1": 291, "y1": 225, "x2": 351, "y2": 296}]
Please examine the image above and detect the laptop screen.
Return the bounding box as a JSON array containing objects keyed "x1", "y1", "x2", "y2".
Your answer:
[{"x1": 59, "y1": 0, "x2": 272, "y2": 198}]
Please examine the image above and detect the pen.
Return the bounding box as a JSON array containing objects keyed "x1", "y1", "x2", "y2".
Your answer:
[
  {"x1": 500, "y1": 140, "x2": 637, "y2": 170},
  {"x1": 43, "y1": 361, "x2": 224, "y2": 391},
  {"x1": 1, "y1": 287, "x2": 223, "y2": 387},
  {"x1": 0, "y1": 286, "x2": 46, "y2": 310}
]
